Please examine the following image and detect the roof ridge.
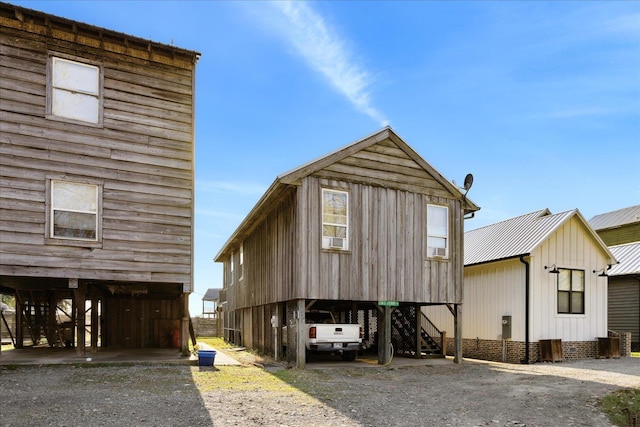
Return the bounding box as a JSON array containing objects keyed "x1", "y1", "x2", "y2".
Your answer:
[{"x1": 467, "y1": 208, "x2": 550, "y2": 233}]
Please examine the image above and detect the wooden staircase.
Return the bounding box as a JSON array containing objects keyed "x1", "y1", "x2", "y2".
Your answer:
[{"x1": 390, "y1": 305, "x2": 444, "y2": 358}]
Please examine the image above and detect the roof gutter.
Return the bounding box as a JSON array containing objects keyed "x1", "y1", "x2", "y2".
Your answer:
[{"x1": 519, "y1": 255, "x2": 530, "y2": 364}]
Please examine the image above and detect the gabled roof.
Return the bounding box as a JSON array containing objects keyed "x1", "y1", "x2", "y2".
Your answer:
[
  {"x1": 608, "y1": 242, "x2": 640, "y2": 276},
  {"x1": 215, "y1": 127, "x2": 479, "y2": 261},
  {"x1": 202, "y1": 288, "x2": 220, "y2": 301},
  {"x1": 465, "y1": 209, "x2": 616, "y2": 266},
  {"x1": 589, "y1": 205, "x2": 640, "y2": 231}
]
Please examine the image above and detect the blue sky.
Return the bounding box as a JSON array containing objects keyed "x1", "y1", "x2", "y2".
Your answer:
[{"x1": 12, "y1": 1, "x2": 640, "y2": 315}]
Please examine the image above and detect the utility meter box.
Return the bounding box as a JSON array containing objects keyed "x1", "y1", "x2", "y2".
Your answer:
[{"x1": 502, "y1": 315, "x2": 512, "y2": 340}]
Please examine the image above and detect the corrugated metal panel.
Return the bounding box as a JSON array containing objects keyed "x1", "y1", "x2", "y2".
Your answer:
[
  {"x1": 465, "y1": 209, "x2": 576, "y2": 265},
  {"x1": 608, "y1": 242, "x2": 640, "y2": 276},
  {"x1": 589, "y1": 205, "x2": 640, "y2": 231}
]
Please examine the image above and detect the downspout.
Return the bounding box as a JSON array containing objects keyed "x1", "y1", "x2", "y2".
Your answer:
[{"x1": 519, "y1": 256, "x2": 530, "y2": 364}]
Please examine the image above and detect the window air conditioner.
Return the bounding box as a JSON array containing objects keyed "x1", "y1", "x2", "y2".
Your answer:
[
  {"x1": 330, "y1": 237, "x2": 345, "y2": 249},
  {"x1": 431, "y1": 247, "x2": 446, "y2": 257}
]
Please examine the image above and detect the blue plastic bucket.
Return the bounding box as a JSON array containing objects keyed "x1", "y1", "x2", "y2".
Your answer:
[{"x1": 198, "y1": 350, "x2": 216, "y2": 366}]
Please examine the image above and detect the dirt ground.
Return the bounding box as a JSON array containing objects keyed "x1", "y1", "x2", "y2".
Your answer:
[{"x1": 0, "y1": 351, "x2": 638, "y2": 427}]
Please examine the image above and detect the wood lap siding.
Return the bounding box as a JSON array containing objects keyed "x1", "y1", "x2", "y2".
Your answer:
[
  {"x1": 0, "y1": 19, "x2": 194, "y2": 285},
  {"x1": 296, "y1": 138, "x2": 464, "y2": 304}
]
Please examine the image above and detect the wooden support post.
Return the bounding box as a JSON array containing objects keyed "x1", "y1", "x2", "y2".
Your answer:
[
  {"x1": 441, "y1": 330, "x2": 447, "y2": 356},
  {"x1": 415, "y1": 304, "x2": 421, "y2": 359},
  {"x1": 16, "y1": 294, "x2": 23, "y2": 348},
  {"x1": 90, "y1": 293, "x2": 99, "y2": 352},
  {"x1": 296, "y1": 299, "x2": 306, "y2": 369},
  {"x1": 181, "y1": 293, "x2": 190, "y2": 356},
  {"x1": 454, "y1": 304, "x2": 462, "y2": 364},
  {"x1": 72, "y1": 279, "x2": 86, "y2": 357},
  {"x1": 49, "y1": 293, "x2": 57, "y2": 347},
  {"x1": 377, "y1": 305, "x2": 394, "y2": 365}
]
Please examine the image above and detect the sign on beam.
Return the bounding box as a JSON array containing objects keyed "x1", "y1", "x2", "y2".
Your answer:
[{"x1": 378, "y1": 301, "x2": 399, "y2": 307}]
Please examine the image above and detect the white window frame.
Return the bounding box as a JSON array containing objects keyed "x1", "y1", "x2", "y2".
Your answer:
[
  {"x1": 239, "y1": 243, "x2": 244, "y2": 281},
  {"x1": 229, "y1": 252, "x2": 235, "y2": 285},
  {"x1": 46, "y1": 54, "x2": 103, "y2": 126},
  {"x1": 46, "y1": 178, "x2": 102, "y2": 247},
  {"x1": 427, "y1": 204, "x2": 449, "y2": 258},
  {"x1": 321, "y1": 188, "x2": 349, "y2": 250}
]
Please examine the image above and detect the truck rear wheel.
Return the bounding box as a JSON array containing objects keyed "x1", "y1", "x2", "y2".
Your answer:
[{"x1": 341, "y1": 350, "x2": 357, "y2": 361}]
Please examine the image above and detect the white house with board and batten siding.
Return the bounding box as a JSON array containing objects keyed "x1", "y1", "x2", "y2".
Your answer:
[{"x1": 425, "y1": 208, "x2": 617, "y2": 363}]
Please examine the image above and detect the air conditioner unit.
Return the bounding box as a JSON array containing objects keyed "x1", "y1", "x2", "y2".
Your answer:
[
  {"x1": 329, "y1": 237, "x2": 345, "y2": 249},
  {"x1": 431, "y1": 247, "x2": 446, "y2": 257}
]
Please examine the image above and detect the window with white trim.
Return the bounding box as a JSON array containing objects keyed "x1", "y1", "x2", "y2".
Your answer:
[
  {"x1": 229, "y1": 252, "x2": 235, "y2": 285},
  {"x1": 48, "y1": 56, "x2": 102, "y2": 124},
  {"x1": 239, "y1": 244, "x2": 244, "y2": 280},
  {"x1": 427, "y1": 204, "x2": 448, "y2": 258},
  {"x1": 51, "y1": 180, "x2": 99, "y2": 241},
  {"x1": 322, "y1": 188, "x2": 348, "y2": 250},
  {"x1": 557, "y1": 268, "x2": 585, "y2": 314}
]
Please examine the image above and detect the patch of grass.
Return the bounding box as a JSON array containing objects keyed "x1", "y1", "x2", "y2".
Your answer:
[
  {"x1": 191, "y1": 365, "x2": 298, "y2": 393},
  {"x1": 631, "y1": 352, "x2": 640, "y2": 358},
  {"x1": 191, "y1": 337, "x2": 233, "y2": 352},
  {"x1": 601, "y1": 389, "x2": 640, "y2": 427},
  {"x1": 1, "y1": 343, "x2": 15, "y2": 352}
]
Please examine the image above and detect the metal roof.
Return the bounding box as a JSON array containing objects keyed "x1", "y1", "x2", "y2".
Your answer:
[
  {"x1": 465, "y1": 209, "x2": 586, "y2": 265},
  {"x1": 608, "y1": 242, "x2": 640, "y2": 276},
  {"x1": 202, "y1": 288, "x2": 220, "y2": 301},
  {"x1": 589, "y1": 205, "x2": 640, "y2": 231}
]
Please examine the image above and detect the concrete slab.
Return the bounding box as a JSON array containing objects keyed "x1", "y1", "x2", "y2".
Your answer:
[{"x1": 0, "y1": 345, "x2": 240, "y2": 366}]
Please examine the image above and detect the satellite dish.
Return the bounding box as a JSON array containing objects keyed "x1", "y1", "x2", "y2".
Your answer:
[{"x1": 463, "y1": 173, "x2": 474, "y2": 192}]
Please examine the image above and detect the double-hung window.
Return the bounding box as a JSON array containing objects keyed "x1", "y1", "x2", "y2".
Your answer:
[
  {"x1": 50, "y1": 180, "x2": 100, "y2": 241},
  {"x1": 557, "y1": 268, "x2": 585, "y2": 314},
  {"x1": 322, "y1": 188, "x2": 348, "y2": 250},
  {"x1": 239, "y1": 244, "x2": 244, "y2": 281},
  {"x1": 48, "y1": 55, "x2": 102, "y2": 125},
  {"x1": 427, "y1": 205, "x2": 449, "y2": 258}
]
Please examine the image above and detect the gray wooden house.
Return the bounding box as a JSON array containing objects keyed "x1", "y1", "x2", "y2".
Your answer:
[
  {"x1": 590, "y1": 205, "x2": 640, "y2": 353},
  {"x1": 215, "y1": 127, "x2": 479, "y2": 367},
  {"x1": 0, "y1": 3, "x2": 199, "y2": 356}
]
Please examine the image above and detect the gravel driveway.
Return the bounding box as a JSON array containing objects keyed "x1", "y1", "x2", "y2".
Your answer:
[{"x1": 0, "y1": 352, "x2": 638, "y2": 427}]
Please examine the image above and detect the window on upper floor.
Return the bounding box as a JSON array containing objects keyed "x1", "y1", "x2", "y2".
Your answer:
[
  {"x1": 239, "y1": 243, "x2": 244, "y2": 281},
  {"x1": 49, "y1": 179, "x2": 101, "y2": 242},
  {"x1": 229, "y1": 252, "x2": 235, "y2": 285},
  {"x1": 427, "y1": 204, "x2": 448, "y2": 258},
  {"x1": 322, "y1": 188, "x2": 348, "y2": 250},
  {"x1": 557, "y1": 268, "x2": 585, "y2": 314},
  {"x1": 47, "y1": 55, "x2": 103, "y2": 125}
]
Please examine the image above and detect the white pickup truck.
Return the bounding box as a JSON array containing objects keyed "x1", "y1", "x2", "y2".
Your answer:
[{"x1": 284, "y1": 310, "x2": 362, "y2": 361}]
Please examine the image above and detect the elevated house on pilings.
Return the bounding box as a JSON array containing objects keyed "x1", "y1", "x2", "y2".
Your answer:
[
  {"x1": 214, "y1": 127, "x2": 480, "y2": 368},
  {"x1": 0, "y1": 3, "x2": 199, "y2": 357}
]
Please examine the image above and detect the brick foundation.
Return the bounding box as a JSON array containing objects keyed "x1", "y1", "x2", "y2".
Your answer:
[{"x1": 444, "y1": 338, "x2": 601, "y2": 363}]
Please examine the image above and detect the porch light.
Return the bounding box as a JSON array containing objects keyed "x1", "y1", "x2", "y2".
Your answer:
[
  {"x1": 544, "y1": 264, "x2": 559, "y2": 274},
  {"x1": 593, "y1": 268, "x2": 608, "y2": 277}
]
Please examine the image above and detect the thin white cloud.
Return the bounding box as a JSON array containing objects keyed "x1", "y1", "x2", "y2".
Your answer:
[
  {"x1": 197, "y1": 180, "x2": 267, "y2": 196},
  {"x1": 260, "y1": 1, "x2": 388, "y2": 126}
]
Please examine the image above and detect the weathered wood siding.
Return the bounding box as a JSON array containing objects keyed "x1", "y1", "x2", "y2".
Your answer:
[
  {"x1": 0, "y1": 13, "x2": 195, "y2": 287},
  {"x1": 297, "y1": 177, "x2": 463, "y2": 303},
  {"x1": 296, "y1": 138, "x2": 465, "y2": 304},
  {"x1": 222, "y1": 138, "x2": 465, "y2": 309},
  {"x1": 104, "y1": 297, "x2": 183, "y2": 348},
  {"x1": 224, "y1": 190, "x2": 297, "y2": 310}
]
